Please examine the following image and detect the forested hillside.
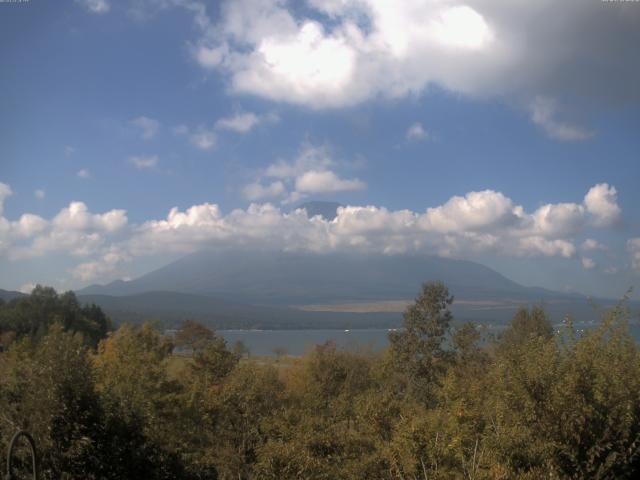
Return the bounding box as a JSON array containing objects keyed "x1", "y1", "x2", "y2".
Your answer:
[{"x1": 1, "y1": 284, "x2": 640, "y2": 479}]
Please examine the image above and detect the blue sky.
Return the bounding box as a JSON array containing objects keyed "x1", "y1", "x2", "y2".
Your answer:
[{"x1": 1, "y1": 0, "x2": 639, "y2": 298}]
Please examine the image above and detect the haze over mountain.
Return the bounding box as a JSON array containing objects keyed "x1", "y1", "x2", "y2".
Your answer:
[
  {"x1": 79, "y1": 250, "x2": 570, "y2": 305},
  {"x1": 72, "y1": 247, "x2": 628, "y2": 329}
]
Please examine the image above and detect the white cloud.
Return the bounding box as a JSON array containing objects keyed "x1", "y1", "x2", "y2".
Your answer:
[
  {"x1": 406, "y1": 122, "x2": 428, "y2": 141},
  {"x1": 13, "y1": 214, "x2": 48, "y2": 237},
  {"x1": 195, "y1": 44, "x2": 228, "y2": 68},
  {"x1": 422, "y1": 190, "x2": 523, "y2": 234},
  {"x1": 531, "y1": 202, "x2": 585, "y2": 238},
  {"x1": 189, "y1": 127, "x2": 217, "y2": 150},
  {"x1": 529, "y1": 96, "x2": 592, "y2": 141},
  {"x1": 77, "y1": 169, "x2": 91, "y2": 179},
  {"x1": 242, "y1": 181, "x2": 286, "y2": 201},
  {"x1": 72, "y1": 247, "x2": 130, "y2": 281},
  {"x1": 75, "y1": 0, "x2": 110, "y2": 14},
  {"x1": 295, "y1": 170, "x2": 366, "y2": 194},
  {"x1": 265, "y1": 144, "x2": 334, "y2": 179},
  {"x1": 0, "y1": 193, "x2": 128, "y2": 262},
  {"x1": 118, "y1": 187, "x2": 593, "y2": 262},
  {"x1": 215, "y1": 112, "x2": 261, "y2": 133},
  {"x1": 581, "y1": 257, "x2": 596, "y2": 270},
  {"x1": 628, "y1": 238, "x2": 640, "y2": 272},
  {"x1": 18, "y1": 283, "x2": 36, "y2": 294},
  {"x1": 185, "y1": 0, "x2": 640, "y2": 117},
  {"x1": 130, "y1": 116, "x2": 160, "y2": 140},
  {"x1": 584, "y1": 183, "x2": 622, "y2": 227},
  {"x1": 129, "y1": 155, "x2": 159, "y2": 169},
  {"x1": 0, "y1": 179, "x2": 626, "y2": 284},
  {"x1": 81, "y1": 183, "x2": 620, "y2": 276},
  {"x1": 246, "y1": 143, "x2": 365, "y2": 202},
  {"x1": 34, "y1": 189, "x2": 45, "y2": 200},
  {"x1": 52, "y1": 202, "x2": 127, "y2": 233},
  {"x1": 581, "y1": 238, "x2": 605, "y2": 252}
]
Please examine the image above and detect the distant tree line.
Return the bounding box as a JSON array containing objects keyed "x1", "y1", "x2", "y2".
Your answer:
[{"x1": 1, "y1": 283, "x2": 640, "y2": 478}]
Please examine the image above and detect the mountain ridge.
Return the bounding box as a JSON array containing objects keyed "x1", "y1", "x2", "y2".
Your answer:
[{"x1": 78, "y1": 250, "x2": 583, "y2": 304}]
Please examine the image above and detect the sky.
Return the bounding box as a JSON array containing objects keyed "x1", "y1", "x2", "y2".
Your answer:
[{"x1": 1, "y1": 0, "x2": 639, "y2": 298}]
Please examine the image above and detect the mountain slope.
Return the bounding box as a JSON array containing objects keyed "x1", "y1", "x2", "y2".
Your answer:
[
  {"x1": 77, "y1": 291, "x2": 398, "y2": 329},
  {"x1": 78, "y1": 251, "x2": 578, "y2": 305},
  {"x1": 0, "y1": 289, "x2": 26, "y2": 302},
  {"x1": 294, "y1": 201, "x2": 342, "y2": 221}
]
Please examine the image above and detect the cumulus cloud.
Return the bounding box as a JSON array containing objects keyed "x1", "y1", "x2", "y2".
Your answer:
[
  {"x1": 129, "y1": 155, "x2": 159, "y2": 169},
  {"x1": 72, "y1": 247, "x2": 131, "y2": 281},
  {"x1": 406, "y1": 122, "x2": 429, "y2": 141},
  {"x1": 52, "y1": 202, "x2": 127, "y2": 233},
  {"x1": 122, "y1": 182, "x2": 619, "y2": 263},
  {"x1": 0, "y1": 179, "x2": 626, "y2": 284},
  {"x1": 130, "y1": 116, "x2": 160, "y2": 140},
  {"x1": 0, "y1": 189, "x2": 128, "y2": 262},
  {"x1": 529, "y1": 96, "x2": 592, "y2": 141},
  {"x1": 584, "y1": 183, "x2": 622, "y2": 227},
  {"x1": 77, "y1": 169, "x2": 91, "y2": 179},
  {"x1": 421, "y1": 190, "x2": 523, "y2": 234},
  {"x1": 185, "y1": 0, "x2": 640, "y2": 117},
  {"x1": 243, "y1": 143, "x2": 366, "y2": 203}
]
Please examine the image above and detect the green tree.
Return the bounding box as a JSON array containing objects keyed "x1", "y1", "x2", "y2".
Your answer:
[
  {"x1": 388, "y1": 281, "x2": 454, "y2": 403},
  {"x1": 0, "y1": 285, "x2": 111, "y2": 348},
  {"x1": 0, "y1": 325, "x2": 103, "y2": 479}
]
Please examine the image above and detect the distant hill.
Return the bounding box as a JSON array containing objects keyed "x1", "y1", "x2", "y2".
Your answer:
[
  {"x1": 78, "y1": 250, "x2": 577, "y2": 306},
  {"x1": 7, "y1": 250, "x2": 634, "y2": 330},
  {"x1": 0, "y1": 289, "x2": 25, "y2": 302},
  {"x1": 294, "y1": 201, "x2": 342, "y2": 221}
]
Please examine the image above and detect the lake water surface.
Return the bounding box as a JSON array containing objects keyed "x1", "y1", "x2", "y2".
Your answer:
[{"x1": 219, "y1": 323, "x2": 640, "y2": 356}]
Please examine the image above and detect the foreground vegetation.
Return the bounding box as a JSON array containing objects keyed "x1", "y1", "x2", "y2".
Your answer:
[{"x1": 1, "y1": 284, "x2": 640, "y2": 479}]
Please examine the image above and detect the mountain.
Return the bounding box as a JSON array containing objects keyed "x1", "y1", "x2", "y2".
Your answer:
[
  {"x1": 294, "y1": 201, "x2": 342, "y2": 221},
  {"x1": 0, "y1": 289, "x2": 26, "y2": 302},
  {"x1": 78, "y1": 250, "x2": 581, "y2": 306},
  {"x1": 76, "y1": 291, "x2": 397, "y2": 330},
  {"x1": 9, "y1": 251, "x2": 630, "y2": 329}
]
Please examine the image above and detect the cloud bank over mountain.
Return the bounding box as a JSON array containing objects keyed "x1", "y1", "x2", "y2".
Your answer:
[{"x1": 0, "y1": 180, "x2": 628, "y2": 283}]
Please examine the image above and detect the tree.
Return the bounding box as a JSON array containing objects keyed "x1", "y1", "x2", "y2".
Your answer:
[
  {"x1": 175, "y1": 319, "x2": 215, "y2": 353},
  {"x1": 0, "y1": 285, "x2": 111, "y2": 348},
  {"x1": 388, "y1": 281, "x2": 454, "y2": 403},
  {"x1": 233, "y1": 340, "x2": 250, "y2": 358},
  {"x1": 0, "y1": 324, "x2": 104, "y2": 478},
  {"x1": 497, "y1": 305, "x2": 553, "y2": 351}
]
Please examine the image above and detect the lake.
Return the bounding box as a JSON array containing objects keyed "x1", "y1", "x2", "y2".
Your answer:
[{"x1": 219, "y1": 322, "x2": 640, "y2": 356}]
